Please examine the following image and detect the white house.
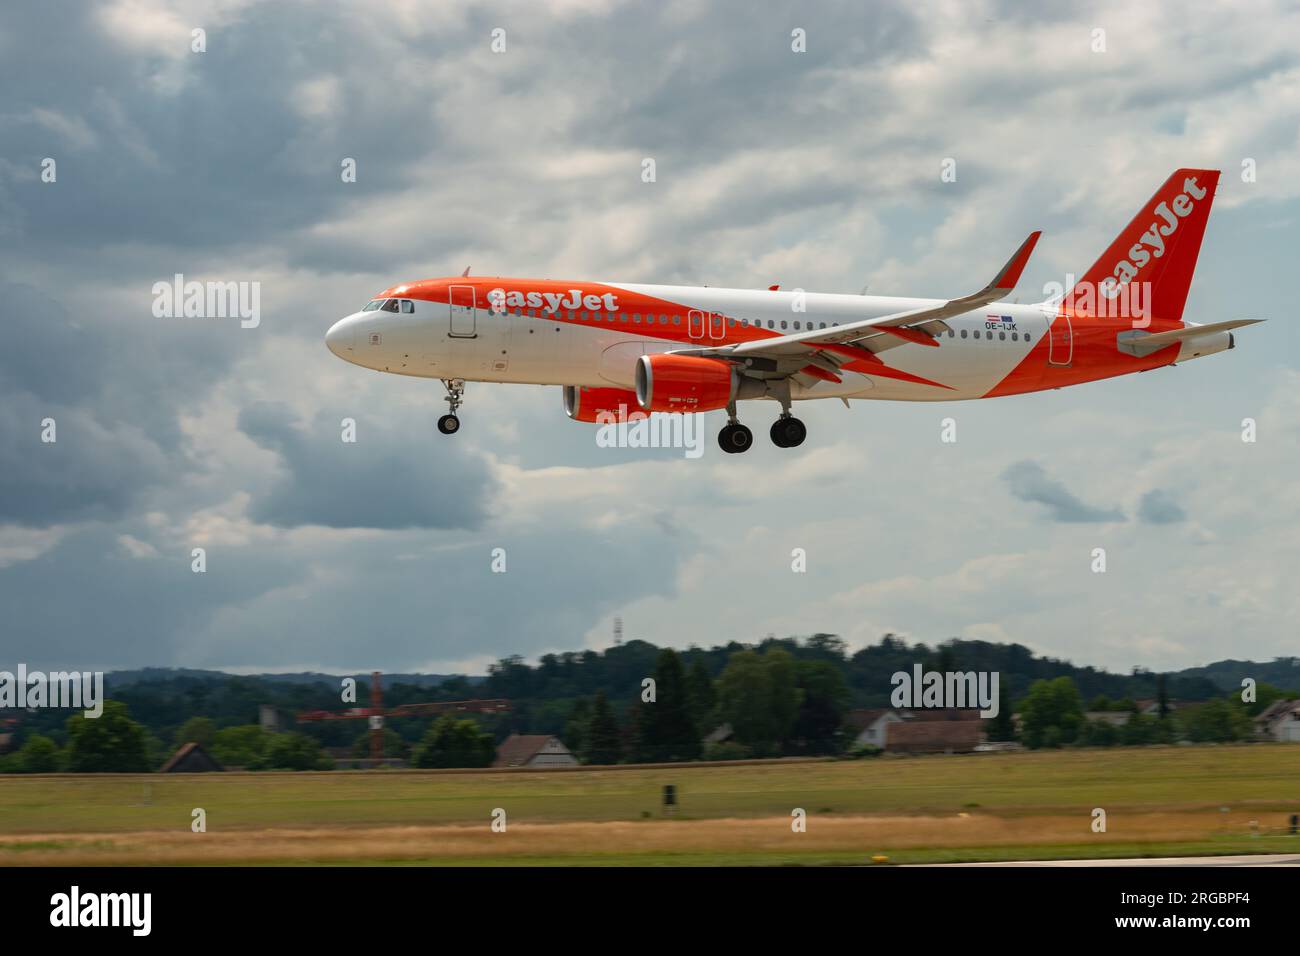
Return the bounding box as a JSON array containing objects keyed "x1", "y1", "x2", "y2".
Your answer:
[
  {"x1": 1255, "y1": 699, "x2": 1300, "y2": 742},
  {"x1": 847, "y1": 708, "x2": 907, "y2": 748},
  {"x1": 493, "y1": 734, "x2": 580, "y2": 768}
]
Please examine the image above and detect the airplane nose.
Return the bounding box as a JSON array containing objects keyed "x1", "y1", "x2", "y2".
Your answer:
[{"x1": 326, "y1": 315, "x2": 355, "y2": 357}]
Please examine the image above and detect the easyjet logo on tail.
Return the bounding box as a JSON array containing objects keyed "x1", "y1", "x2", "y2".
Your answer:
[
  {"x1": 488, "y1": 288, "x2": 620, "y2": 313},
  {"x1": 1100, "y1": 175, "x2": 1206, "y2": 299}
]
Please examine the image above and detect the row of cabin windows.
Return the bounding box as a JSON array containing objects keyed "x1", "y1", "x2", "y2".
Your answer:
[
  {"x1": 500, "y1": 307, "x2": 840, "y2": 332},
  {"x1": 370, "y1": 299, "x2": 1028, "y2": 343},
  {"x1": 946, "y1": 328, "x2": 1032, "y2": 342},
  {"x1": 495, "y1": 307, "x2": 1030, "y2": 341}
]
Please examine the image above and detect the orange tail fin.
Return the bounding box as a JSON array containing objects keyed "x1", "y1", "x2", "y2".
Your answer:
[{"x1": 1068, "y1": 168, "x2": 1219, "y2": 323}]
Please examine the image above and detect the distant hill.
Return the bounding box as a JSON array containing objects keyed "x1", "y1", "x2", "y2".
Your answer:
[
  {"x1": 106, "y1": 668, "x2": 482, "y2": 689},
  {"x1": 1171, "y1": 657, "x2": 1300, "y2": 693}
]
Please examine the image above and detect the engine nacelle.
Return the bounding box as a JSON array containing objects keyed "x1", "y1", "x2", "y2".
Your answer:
[
  {"x1": 563, "y1": 385, "x2": 642, "y2": 423},
  {"x1": 1176, "y1": 330, "x2": 1234, "y2": 362},
  {"x1": 634, "y1": 354, "x2": 736, "y2": 413}
]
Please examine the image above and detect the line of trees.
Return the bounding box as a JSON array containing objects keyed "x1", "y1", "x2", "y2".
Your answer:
[
  {"x1": 3, "y1": 636, "x2": 1295, "y2": 771},
  {"x1": 1016, "y1": 675, "x2": 1285, "y2": 749}
]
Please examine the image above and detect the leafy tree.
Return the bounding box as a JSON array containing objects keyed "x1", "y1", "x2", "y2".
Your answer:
[
  {"x1": 411, "y1": 716, "x2": 495, "y2": 768},
  {"x1": 717, "y1": 647, "x2": 804, "y2": 755},
  {"x1": 1019, "y1": 677, "x2": 1084, "y2": 749},
  {"x1": 262, "y1": 732, "x2": 333, "y2": 770},
  {"x1": 563, "y1": 697, "x2": 591, "y2": 755},
  {"x1": 65, "y1": 700, "x2": 150, "y2": 772},
  {"x1": 790, "y1": 659, "x2": 848, "y2": 754},
  {"x1": 987, "y1": 678, "x2": 1016, "y2": 742},
  {"x1": 584, "y1": 691, "x2": 622, "y2": 765},
  {"x1": 1080, "y1": 719, "x2": 1119, "y2": 747},
  {"x1": 685, "y1": 659, "x2": 717, "y2": 731},
  {"x1": 16, "y1": 734, "x2": 60, "y2": 773},
  {"x1": 804, "y1": 633, "x2": 848, "y2": 663},
  {"x1": 765, "y1": 648, "x2": 802, "y2": 747},
  {"x1": 173, "y1": 716, "x2": 216, "y2": 749},
  {"x1": 1247, "y1": 682, "x2": 1290, "y2": 716},
  {"x1": 211, "y1": 724, "x2": 269, "y2": 768},
  {"x1": 350, "y1": 728, "x2": 409, "y2": 760},
  {"x1": 637, "y1": 649, "x2": 700, "y2": 762},
  {"x1": 1182, "y1": 698, "x2": 1251, "y2": 742},
  {"x1": 1121, "y1": 712, "x2": 1155, "y2": 745},
  {"x1": 1088, "y1": 694, "x2": 1113, "y2": 712},
  {"x1": 718, "y1": 650, "x2": 777, "y2": 753}
]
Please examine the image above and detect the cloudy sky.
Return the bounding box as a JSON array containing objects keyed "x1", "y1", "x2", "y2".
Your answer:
[{"x1": 2, "y1": 0, "x2": 1297, "y2": 675}]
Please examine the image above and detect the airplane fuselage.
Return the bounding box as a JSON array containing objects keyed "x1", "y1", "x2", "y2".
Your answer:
[{"x1": 326, "y1": 277, "x2": 1227, "y2": 401}]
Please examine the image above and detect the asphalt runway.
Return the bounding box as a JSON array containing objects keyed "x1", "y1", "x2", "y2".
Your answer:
[{"x1": 924, "y1": 854, "x2": 1300, "y2": 867}]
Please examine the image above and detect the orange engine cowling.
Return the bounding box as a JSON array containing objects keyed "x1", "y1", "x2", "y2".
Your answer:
[
  {"x1": 563, "y1": 385, "x2": 642, "y2": 423},
  {"x1": 635, "y1": 354, "x2": 736, "y2": 413}
]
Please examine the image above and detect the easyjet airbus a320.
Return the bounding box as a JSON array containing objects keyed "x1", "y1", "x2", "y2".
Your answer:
[{"x1": 325, "y1": 168, "x2": 1261, "y2": 453}]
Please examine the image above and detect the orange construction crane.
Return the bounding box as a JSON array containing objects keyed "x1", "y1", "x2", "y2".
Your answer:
[{"x1": 295, "y1": 671, "x2": 510, "y2": 762}]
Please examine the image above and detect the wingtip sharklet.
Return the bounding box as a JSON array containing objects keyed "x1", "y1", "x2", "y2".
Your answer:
[{"x1": 991, "y1": 230, "x2": 1042, "y2": 293}]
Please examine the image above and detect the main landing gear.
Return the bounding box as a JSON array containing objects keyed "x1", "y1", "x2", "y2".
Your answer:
[
  {"x1": 438, "y1": 378, "x2": 465, "y2": 435},
  {"x1": 717, "y1": 390, "x2": 807, "y2": 453},
  {"x1": 718, "y1": 421, "x2": 753, "y2": 454},
  {"x1": 718, "y1": 400, "x2": 753, "y2": 453},
  {"x1": 717, "y1": 414, "x2": 808, "y2": 453},
  {"x1": 769, "y1": 384, "x2": 806, "y2": 448},
  {"x1": 769, "y1": 414, "x2": 806, "y2": 448}
]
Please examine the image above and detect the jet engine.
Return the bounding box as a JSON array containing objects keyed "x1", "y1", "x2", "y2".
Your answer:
[
  {"x1": 634, "y1": 354, "x2": 737, "y2": 413},
  {"x1": 563, "y1": 385, "x2": 642, "y2": 423}
]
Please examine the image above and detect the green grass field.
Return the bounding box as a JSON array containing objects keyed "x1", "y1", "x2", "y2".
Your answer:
[{"x1": 2, "y1": 745, "x2": 1297, "y2": 865}]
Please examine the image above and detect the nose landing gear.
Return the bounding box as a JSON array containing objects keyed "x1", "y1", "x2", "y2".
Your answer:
[{"x1": 438, "y1": 379, "x2": 465, "y2": 435}]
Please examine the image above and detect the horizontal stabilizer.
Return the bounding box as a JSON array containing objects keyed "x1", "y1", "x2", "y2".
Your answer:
[{"x1": 1117, "y1": 319, "x2": 1263, "y2": 356}]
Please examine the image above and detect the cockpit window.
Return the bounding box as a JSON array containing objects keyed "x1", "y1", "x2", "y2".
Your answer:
[
  {"x1": 381, "y1": 299, "x2": 400, "y2": 312},
  {"x1": 400, "y1": 299, "x2": 415, "y2": 313},
  {"x1": 362, "y1": 299, "x2": 383, "y2": 311}
]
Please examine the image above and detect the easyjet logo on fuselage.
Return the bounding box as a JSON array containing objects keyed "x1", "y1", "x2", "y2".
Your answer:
[
  {"x1": 1099, "y1": 175, "x2": 1206, "y2": 299},
  {"x1": 487, "y1": 287, "x2": 620, "y2": 313}
]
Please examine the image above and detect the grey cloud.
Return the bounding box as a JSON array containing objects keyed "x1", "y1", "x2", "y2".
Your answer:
[
  {"x1": 1137, "y1": 488, "x2": 1187, "y2": 525},
  {"x1": 0, "y1": 279, "x2": 241, "y2": 526},
  {"x1": 238, "y1": 403, "x2": 496, "y2": 530},
  {"x1": 0, "y1": 524, "x2": 309, "y2": 670},
  {"x1": 1002, "y1": 460, "x2": 1125, "y2": 524}
]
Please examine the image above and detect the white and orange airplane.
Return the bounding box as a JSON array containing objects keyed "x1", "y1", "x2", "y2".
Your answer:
[{"x1": 325, "y1": 168, "x2": 1261, "y2": 453}]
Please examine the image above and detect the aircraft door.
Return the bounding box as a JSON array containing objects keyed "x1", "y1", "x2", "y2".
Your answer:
[
  {"x1": 1047, "y1": 315, "x2": 1073, "y2": 366},
  {"x1": 449, "y1": 285, "x2": 476, "y2": 337}
]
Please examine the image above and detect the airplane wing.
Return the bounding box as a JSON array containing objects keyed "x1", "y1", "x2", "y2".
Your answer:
[
  {"x1": 672, "y1": 231, "x2": 1042, "y2": 364},
  {"x1": 1117, "y1": 318, "x2": 1264, "y2": 357}
]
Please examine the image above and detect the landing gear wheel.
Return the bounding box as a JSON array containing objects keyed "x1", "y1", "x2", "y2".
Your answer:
[
  {"x1": 439, "y1": 378, "x2": 466, "y2": 434},
  {"x1": 719, "y1": 422, "x2": 753, "y2": 454},
  {"x1": 770, "y1": 416, "x2": 806, "y2": 448}
]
